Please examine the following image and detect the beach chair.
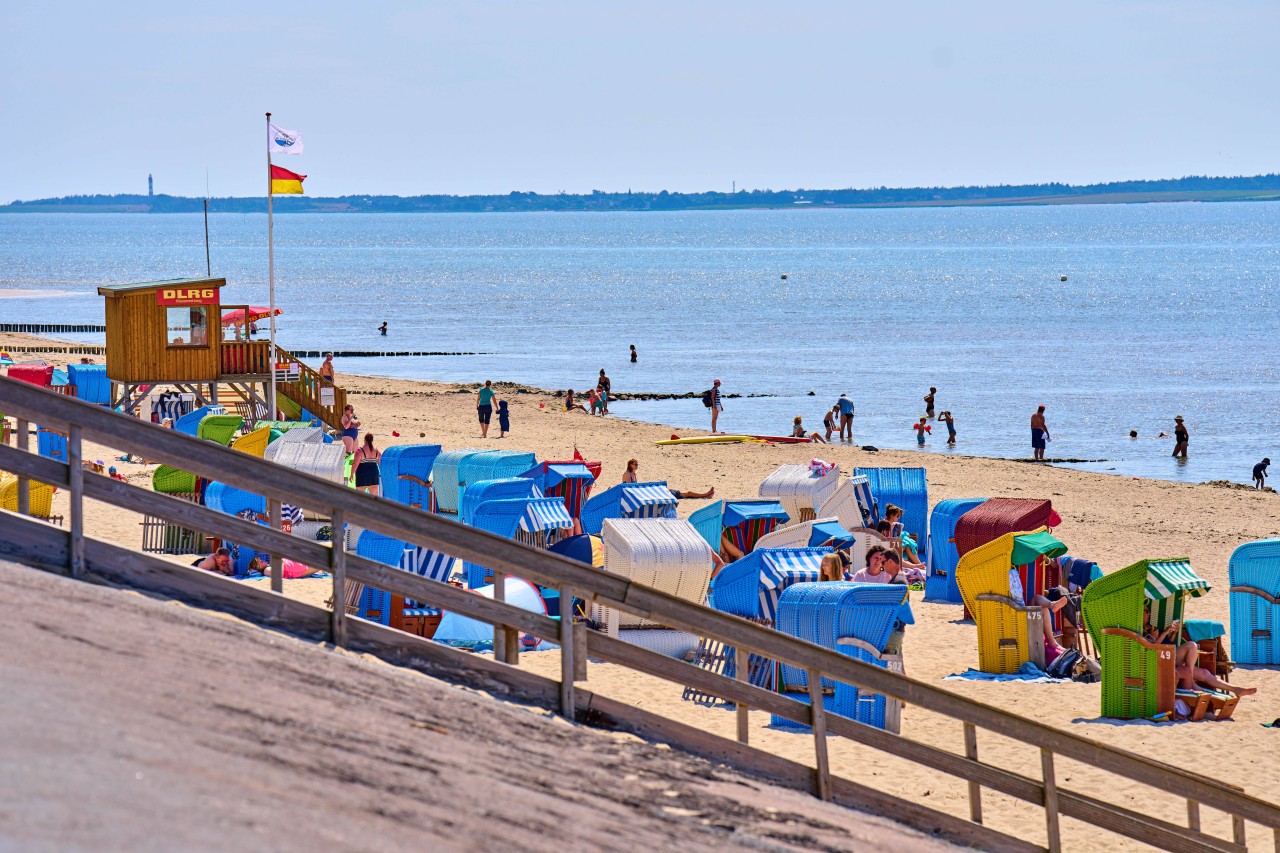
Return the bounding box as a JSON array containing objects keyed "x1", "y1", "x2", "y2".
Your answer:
[
  {"x1": 262, "y1": 426, "x2": 325, "y2": 461},
  {"x1": 203, "y1": 481, "x2": 267, "y2": 519},
  {"x1": 349, "y1": 531, "x2": 454, "y2": 637},
  {"x1": 66, "y1": 364, "x2": 111, "y2": 406},
  {"x1": 955, "y1": 528, "x2": 1068, "y2": 674},
  {"x1": 1228, "y1": 538, "x2": 1280, "y2": 665},
  {"x1": 0, "y1": 472, "x2": 56, "y2": 520},
  {"x1": 757, "y1": 463, "x2": 841, "y2": 525},
  {"x1": 689, "y1": 500, "x2": 790, "y2": 561},
  {"x1": 152, "y1": 465, "x2": 197, "y2": 496},
  {"x1": 579, "y1": 481, "x2": 678, "y2": 535},
  {"x1": 229, "y1": 426, "x2": 272, "y2": 457},
  {"x1": 845, "y1": 527, "x2": 900, "y2": 574},
  {"x1": 709, "y1": 547, "x2": 827, "y2": 624},
  {"x1": 462, "y1": 496, "x2": 574, "y2": 588},
  {"x1": 953, "y1": 497, "x2": 1060, "y2": 560},
  {"x1": 459, "y1": 478, "x2": 542, "y2": 525},
  {"x1": 196, "y1": 414, "x2": 244, "y2": 447},
  {"x1": 753, "y1": 517, "x2": 854, "y2": 552},
  {"x1": 925, "y1": 498, "x2": 987, "y2": 603},
  {"x1": 456, "y1": 449, "x2": 537, "y2": 506},
  {"x1": 429, "y1": 449, "x2": 487, "y2": 514},
  {"x1": 269, "y1": 442, "x2": 347, "y2": 485},
  {"x1": 175, "y1": 405, "x2": 218, "y2": 436},
  {"x1": 855, "y1": 467, "x2": 929, "y2": 563},
  {"x1": 1082, "y1": 558, "x2": 1223, "y2": 720},
  {"x1": 590, "y1": 519, "x2": 715, "y2": 656},
  {"x1": 816, "y1": 474, "x2": 877, "y2": 530},
  {"x1": 772, "y1": 582, "x2": 911, "y2": 733},
  {"x1": 378, "y1": 443, "x2": 442, "y2": 507},
  {"x1": 36, "y1": 426, "x2": 68, "y2": 462},
  {"x1": 520, "y1": 461, "x2": 595, "y2": 520}
]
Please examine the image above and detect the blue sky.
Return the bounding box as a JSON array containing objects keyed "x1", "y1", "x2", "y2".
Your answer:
[{"x1": 2, "y1": 1, "x2": 1277, "y2": 200}]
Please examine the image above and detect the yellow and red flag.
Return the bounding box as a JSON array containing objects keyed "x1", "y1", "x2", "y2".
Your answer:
[{"x1": 270, "y1": 164, "x2": 306, "y2": 195}]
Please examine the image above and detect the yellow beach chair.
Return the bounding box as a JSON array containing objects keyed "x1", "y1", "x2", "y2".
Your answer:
[
  {"x1": 0, "y1": 472, "x2": 56, "y2": 520},
  {"x1": 230, "y1": 426, "x2": 272, "y2": 457}
]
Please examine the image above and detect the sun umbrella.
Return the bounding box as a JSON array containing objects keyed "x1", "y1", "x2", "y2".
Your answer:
[{"x1": 221, "y1": 306, "x2": 282, "y2": 326}]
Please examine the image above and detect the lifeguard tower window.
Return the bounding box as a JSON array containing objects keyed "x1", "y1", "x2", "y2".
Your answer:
[{"x1": 166, "y1": 306, "x2": 210, "y2": 348}]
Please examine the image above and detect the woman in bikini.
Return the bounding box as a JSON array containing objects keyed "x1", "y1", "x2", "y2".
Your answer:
[
  {"x1": 352, "y1": 432, "x2": 382, "y2": 496},
  {"x1": 340, "y1": 405, "x2": 361, "y2": 454}
]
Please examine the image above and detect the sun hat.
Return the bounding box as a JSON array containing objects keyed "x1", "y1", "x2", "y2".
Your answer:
[{"x1": 713, "y1": 378, "x2": 721, "y2": 385}]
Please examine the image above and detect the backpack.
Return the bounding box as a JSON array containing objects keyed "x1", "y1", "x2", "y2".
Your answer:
[
  {"x1": 1046, "y1": 647, "x2": 1082, "y2": 680},
  {"x1": 701, "y1": 389, "x2": 714, "y2": 408}
]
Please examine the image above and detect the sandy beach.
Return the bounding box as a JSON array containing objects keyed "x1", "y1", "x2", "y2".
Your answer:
[{"x1": 4, "y1": 330, "x2": 1279, "y2": 849}]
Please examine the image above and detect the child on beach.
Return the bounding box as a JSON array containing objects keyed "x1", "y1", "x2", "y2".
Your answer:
[
  {"x1": 912, "y1": 416, "x2": 931, "y2": 446},
  {"x1": 497, "y1": 399, "x2": 510, "y2": 438},
  {"x1": 1254, "y1": 458, "x2": 1270, "y2": 489},
  {"x1": 940, "y1": 411, "x2": 956, "y2": 445},
  {"x1": 823, "y1": 406, "x2": 838, "y2": 442}
]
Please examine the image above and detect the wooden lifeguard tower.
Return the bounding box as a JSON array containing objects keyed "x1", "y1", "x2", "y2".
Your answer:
[{"x1": 97, "y1": 277, "x2": 346, "y2": 428}]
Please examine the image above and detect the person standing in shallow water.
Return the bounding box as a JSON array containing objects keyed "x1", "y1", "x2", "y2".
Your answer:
[
  {"x1": 629, "y1": 344, "x2": 637, "y2": 363},
  {"x1": 1172, "y1": 416, "x2": 1189, "y2": 459},
  {"x1": 923, "y1": 387, "x2": 937, "y2": 418},
  {"x1": 1031, "y1": 405, "x2": 1050, "y2": 461}
]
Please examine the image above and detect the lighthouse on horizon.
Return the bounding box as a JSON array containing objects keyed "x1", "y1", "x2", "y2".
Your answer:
[{"x1": 147, "y1": 174, "x2": 153, "y2": 196}]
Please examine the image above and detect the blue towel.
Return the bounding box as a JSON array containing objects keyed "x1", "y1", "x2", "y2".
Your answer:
[{"x1": 944, "y1": 662, "x2": 1059, "y2": 683}]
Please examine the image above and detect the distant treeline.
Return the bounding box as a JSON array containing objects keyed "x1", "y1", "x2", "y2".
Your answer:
[{"x1": 5, "y1": 173, "x2": 1280, "y2": 213}]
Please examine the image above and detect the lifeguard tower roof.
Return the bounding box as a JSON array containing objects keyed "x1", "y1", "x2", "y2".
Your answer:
[{"x1": 96, "y1": 277, "x2": 225, "y2": 296}]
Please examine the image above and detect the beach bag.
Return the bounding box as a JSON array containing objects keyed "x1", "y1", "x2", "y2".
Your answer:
[
  {"x1": 1046, "y1": 647, "x2": 1082, "y2": 680},
  {"x1": 701, "y1": 389, "x2": 713, "y2": 408}
]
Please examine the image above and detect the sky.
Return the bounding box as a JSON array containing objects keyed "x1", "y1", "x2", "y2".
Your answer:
[{"x1": 2, "y1": 1, "x2": 1278, "y2": 200}]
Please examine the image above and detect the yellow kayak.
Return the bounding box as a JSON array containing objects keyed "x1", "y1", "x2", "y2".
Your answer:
[{"x1": 655, "y1": 435, "x2": 767, "y2": 446}]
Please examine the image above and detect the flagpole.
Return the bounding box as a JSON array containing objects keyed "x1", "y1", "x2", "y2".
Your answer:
[{"x1": 266, "y1": 111, "x2": 277, "y2": 420}]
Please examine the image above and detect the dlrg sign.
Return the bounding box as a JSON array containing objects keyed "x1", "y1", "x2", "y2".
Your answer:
[{"x1": 156, "y1": 288, "x2": 218, "y2": 306}]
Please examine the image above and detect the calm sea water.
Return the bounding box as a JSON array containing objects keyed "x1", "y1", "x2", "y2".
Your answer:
[{"x1": 1, "y1": 206, "x2": 1277, "y2": 484}]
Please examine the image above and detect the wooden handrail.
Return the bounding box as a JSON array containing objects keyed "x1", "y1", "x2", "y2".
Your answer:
[
  {"x1": 1230, "y1": 585, "x2": 1280, "y2": 606},
  {"x1": 2, "y1": 374, "x2": 1279, "y2": 851},
  {"x1": 976, "y1": 592, "x2": 1043, "y2": 612}
]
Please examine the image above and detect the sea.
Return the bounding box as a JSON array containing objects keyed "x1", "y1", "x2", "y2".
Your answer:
[{"x1": 1, "y1": 204, "x2": 1277, "y2": 485}]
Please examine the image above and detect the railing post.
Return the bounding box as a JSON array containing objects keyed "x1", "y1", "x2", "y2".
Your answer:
[
  {"x1": 268, "y1": 499, "x2": 282, "y2": 593},
  {"x1": 15, "y1": 418, "x2": 29, "y2": 515},
  {"x1": 493, "y1": 569, "x2": 518, "y2": 663},
  {"x1": 68, "y1": 425, "x2": 84, "y2": 578},
  {"x1": 330, "y1": 508, "x2": 347, "y2": 648},
  {"x1": 559, "y1": 585, "x2": 575, "y2": 720},
  {"x1": 807, "y1": 667, "x2": 831, "y2": 802},
  {"x1": 1233, "y1": 814, "x2": 1246, "y2": 847},
  {"x1": 734, "y1": 646, "x2": 749, "y2": 744},
  {"x1": 1041, "y1": 748, "x2": 1061, "y2": 853},
  {"x1": 964, "y1": 722, "x2": 983, "y2": 824},
  {"x1": 1186, "y1": 799, "x2": 1200, "y2": 832}
]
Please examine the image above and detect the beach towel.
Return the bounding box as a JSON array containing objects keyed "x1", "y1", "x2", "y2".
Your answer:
[{"x1": 943, "y1": 662, "x2": 1059, "y2": 684}]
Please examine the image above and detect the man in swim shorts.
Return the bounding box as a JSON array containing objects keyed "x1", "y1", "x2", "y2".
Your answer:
[{"x1": 1031, "y1": 405, "x2": 1050, "y2": 461}]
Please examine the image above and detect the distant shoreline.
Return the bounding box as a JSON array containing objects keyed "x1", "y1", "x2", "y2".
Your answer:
[{"x1": 5, "y1": 173, "x2": 1280, "y2": 214}]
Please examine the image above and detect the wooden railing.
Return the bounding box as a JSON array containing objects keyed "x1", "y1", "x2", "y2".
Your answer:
[
  {"x1": 1, "y1": 374, "x2": 1278, "y2": 853},
  {"x1": 219, "y1": 340, "x2": 272, "y2": 376}
]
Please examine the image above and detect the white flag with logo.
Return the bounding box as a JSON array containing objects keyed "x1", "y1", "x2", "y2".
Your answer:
[{"x1": 268, "y1": 123, "x2": 304, "y2": 155}]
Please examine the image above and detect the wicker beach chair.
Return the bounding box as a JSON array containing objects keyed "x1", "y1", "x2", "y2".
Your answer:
[
  {"x1": 262, "y1": 426, "x2": 325, "y2": 461},
  {"x1": 174, "y1": 405, "x2": 218, "y2": 437},
  {"x1": 520, "y1": 461, "x2": 595, "y2": 520},
  {"x1": 688, "y1": 499, "x2": 789, "y2": 559},
  {"x1": 462, "y1": 496, "x2": 574, "y2": 588},
  {"x1": 924, "y1": 498, "x2": 987, "y2": 603},
  {"x1": 816, "y1": 475, "x2": 878, "y2": 530},
  {"x1": 0, "y1": 472, "x2": 55, "y2": 519},
  {"x1": 772, "y1": 582, "x2": 911, "y2": 733},
  {"x1": 709, "y1": 547, "x2": 827, "y2": 624},
  {"x1": 229, "y1": 426, "x2": 272, "y2": 457},
  {"x1": 1229, "y1": 538, "x2": 1280, "y2": 665},
  {"x1": 203, "y1": 481, "x2": 267, "y2": 519},
  {"x1": 459, "y1": 478, "x2": 541, "y2": 525},
  {"x1": 845, "y1": 527, "x2": 900, "y2": 574},
  {"x1": 66, "y1": 363, "x2": 110, "y2": 405},
  {"x1": 430, "y1": 449, "x2": 488, "y2": 514},
  {"x1": 590, "y1": 519, "x2": 716, "y2": 643},
  {"x1": 352, "y1": 531, "x2": 425, "y2": 634},
  {"x1": 955, "y1": 528, "x2": 1068, "y2": 674},
  {"x1": 1082, "y1": 558, "x2": 1227, "y2": 720},
  {"x1": 196, "y1": 414, "x2": 244, "y2": 447},
  {"x1": 757, "y1": 463, "x2": 841, "y2": 525},
  {"x1": 856, "y1": 467, "x2": 929, "y2": 564},
  {"x1": 378, "y1": 443, "x2": 442, "y2": 507},
  {"x1": 36, "y1": 427, "x2": 68, "y2": 462},
  {"x1": 459, "y1": 450, "x2": 537, "y2": 492},
  {"x1": 269, "y1": 442, "x2": 346, "y2": 484},
  {"x1": 579, "y1": 481, "x2": 678, "y2": 535},
  {"x1": 152, "y1": 465, "x2": 197, "y2": 496}
]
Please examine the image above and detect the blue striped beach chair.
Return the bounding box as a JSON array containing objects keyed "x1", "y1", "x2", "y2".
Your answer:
[
  {"x1": 1229, "y1": 538, "x2": 1280, "y2": 665},
  {"x1": 457, "y1": 450, "x2": 537, "y2": 504},
  {"x1": 579, "y1": 481, "x2": 678, "y2": 535},
  {"x1": 378, "y1": 443, "x2": 442, "y2": 507},
  {"x1": 772, "y1": 582, "x2": 912, "y2": 733},
  {"x1": 460, "y1": 478, "x2": 542, "y2": 526},
  {"x1": 352, "y1": 531, "x2": 449, "y2": 636},
  {"x1": 520, "y1": 461, "x2": 596, "y2": 520},
  {"x1": 430, "y1": 449, "x2": 487, "y2": 514},
  {"x1": 925, "y1": 498, "x2": 987, "y2": 603},
  {"x1": 462, "y1": 497, "x2": 574, "y2": 587}
]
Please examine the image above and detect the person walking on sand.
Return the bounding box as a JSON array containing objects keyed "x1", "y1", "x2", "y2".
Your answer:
[
  {"x1": 497, "y1": 399, "x2": 510, "y2": 438},
  {"x1": 1172, "y1": 415, "x2": 1189, "y2": 459},
  {"x1": 629, "y1": 344, "x2": 637, "y2": 364},
  {"x1": 1031, "y1": 405, "x2": 1050, "y2": 461},
  {"x1": 923, "y1": 387, "x2": 937, "y2": 418},
  {"x1": 319, "y1": 353, "x2": 335, "y2": 384},
  {"x1": 1253, "y1": 458, "x2": 1270, "y2": 489},
  {"x1": 353, "y1": 433, "x2": 382, "y2": 496},
  {"x1": 476, "y1": 380, "x2": 498, "y2": 438},
  {"x1": 836, "y1": 393, "x2": 855, "y2": 442},
  {"x1": 709, "y1": 379, "x2": 724, "y2": 434}
]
